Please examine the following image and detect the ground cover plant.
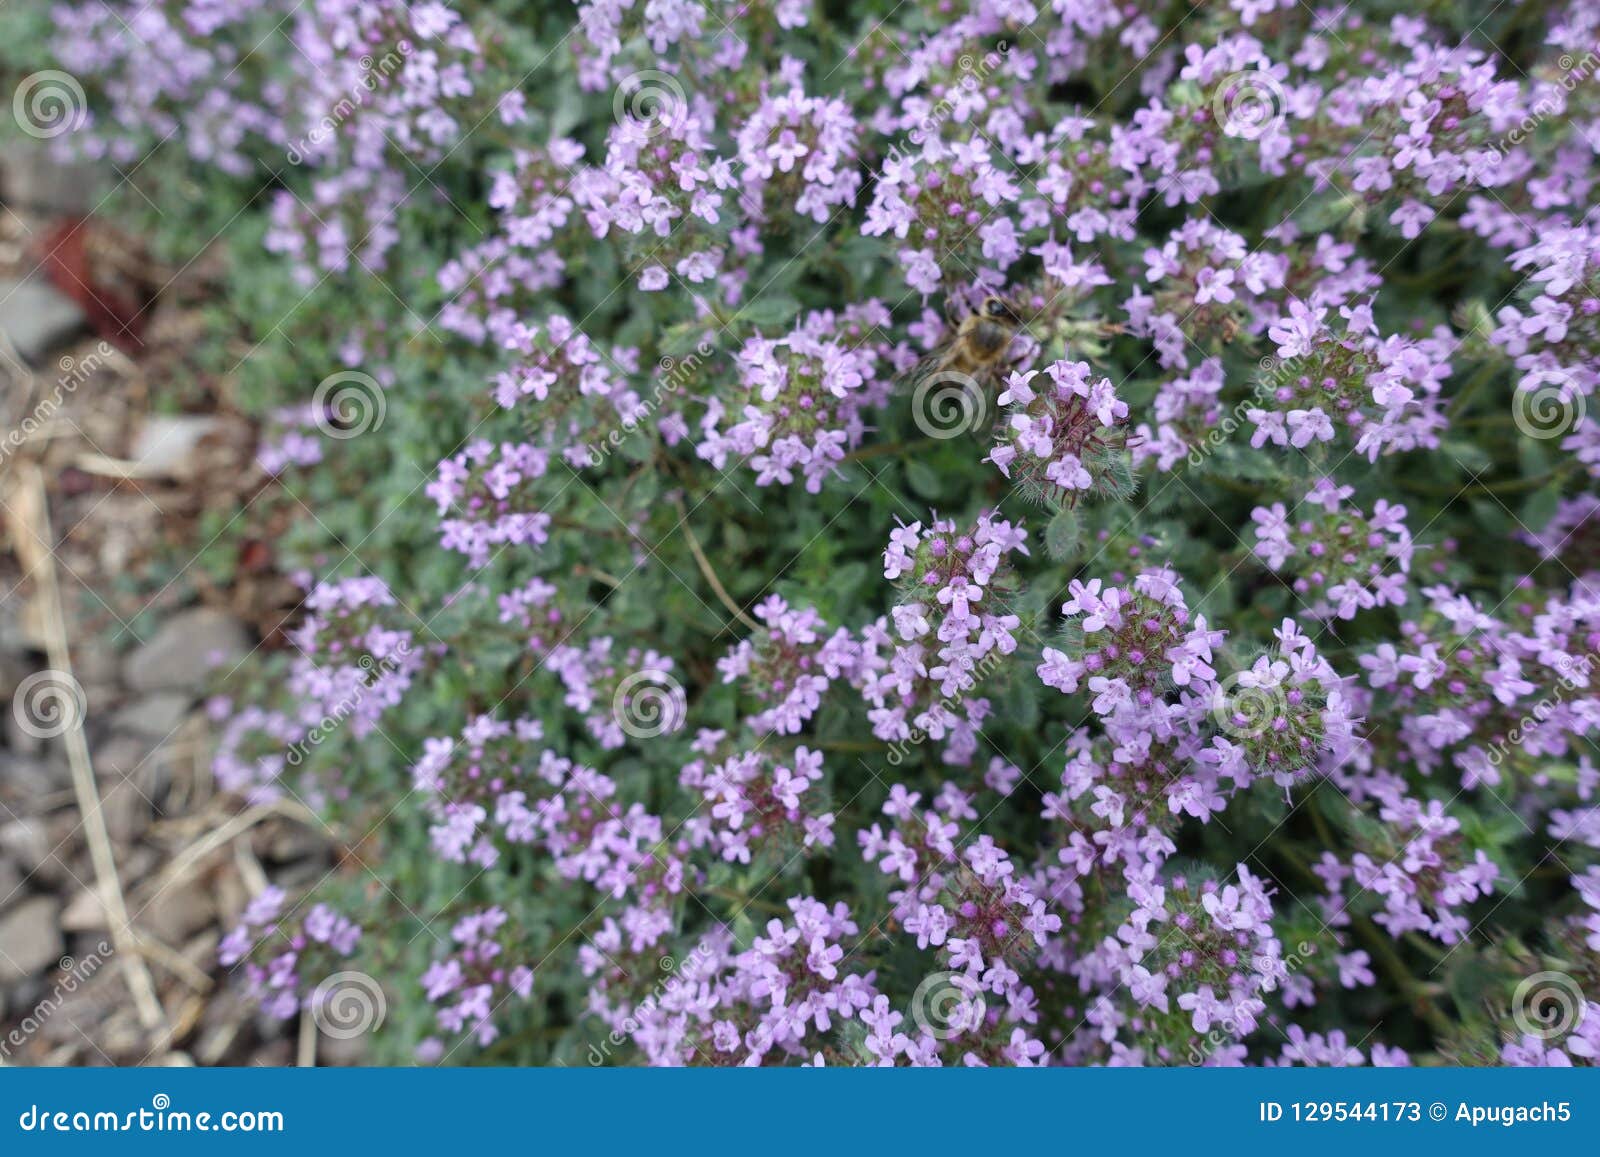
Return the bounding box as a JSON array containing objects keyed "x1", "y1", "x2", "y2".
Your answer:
[{"x1": 13, "y1": 0, "x2": 1600, "y2": 1065}]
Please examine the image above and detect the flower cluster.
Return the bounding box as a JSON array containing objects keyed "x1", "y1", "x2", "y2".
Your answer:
[
  {"x1": 65, "y1": 0, "x2": 1600, "y2": 1070},
  {"x1": 438, "y1": 140, "x2": 585, "y2": 345},
  {"x1": 1314, "y1": 790, "x2": 1501, "y2": 945},
  {"x1": 863, "y1": 133, "x2": 1022, "y2": 293},
  {"x1": 1206, "y1": 619, "x2": 1358, "y2": 789},
  {"x1": 601, "y1": 897, "x2": 879, "y2": 1067},
  {"x1": 411, "y1": 714, "x2": 550, "y2": 868},
  {"x1": 1132, "y1": 358, "x2": 1225, "y2": 472},
  {"x1": 413, "y1": 712, "x2": 687, "y2": 916},
  {"x1": 1046, "y1": 707, "x2": 1217, "y2": 875},
  {"x1": 1079, "y1": 866, "x2": 1287, "y2": 1065},
  {"x1": 696, "y1": 307, "x2": 889, "y2": 492},
  {"x1": 717, "y1": 596, "x2": 859, "y2": 735},
  {"x1": 573, "y1": 97, "x2": 732, "y2": 288},
  {"x1": 734, "y1": 73, "x2": 862, "y2": 224},
  {"x1": 490, "y1": 315, "x2": 648, "y2": 469},
  {"x1": 987, "y1": 360, "x2": 1133, "y2": 506},
  {"x1": 495, "y1": 577, "x2": 570, "y2": 656},
  {"x1": 852, "y1": 617, "x2": 994, "y2": 766},
  {"x1": 680, "y1": 736, "x2": 834, "y2": 863},
  {"x1": 427, "y1": 440, "x2": 555, "y2": 567},
  {"x1": 287, "y1": 576, "x2": 422, "y2": 739},
  {"x1": 218, "y1": 887, "x2": 363, "y2": 1020},
  {"x1": 1039, "y1": 569, "x2": 1221, "y2": 726},
  {"x1": 547, "y1": 637, "x2": 686, "y2": 749},
  {"x1": 1128, "y1": 218, "x2": 1287, "y2": 366},
  {"x1": 882, "y1": 511, "x2": 1028, "y2": 687},
  {"x1": 420, "y1": 908, "x2": 535, "y2": 1050},
  {"x1": 1252, "y1": 300, "x2": 1453, "y2": 460},
  {"x1": 1356, "y1": 581, "x2": 1600, "y2": 789},
  {"x1": 858, "y1": 786, "x2": 1061, "y2": 1064},
  {"x1": 1251, "y1": 478, "x2": 1413, "y2": 620},
  {"x1": 850, "y1": 512, "x2": 1028, "y2": 764},
  {"x1": 1492, "y1": 225, "x2": 1600, "y2": 474}
]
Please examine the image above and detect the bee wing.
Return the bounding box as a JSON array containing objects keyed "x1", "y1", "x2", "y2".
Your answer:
[{"x1": 904, "y1": 347, "x2": 950, "y2": 387}]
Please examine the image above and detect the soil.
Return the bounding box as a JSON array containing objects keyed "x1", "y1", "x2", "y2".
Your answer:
[{"x1": 0, "y1": 152, "x2": 347, "y2": 1066}]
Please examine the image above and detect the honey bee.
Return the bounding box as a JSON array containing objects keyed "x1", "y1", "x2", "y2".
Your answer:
[{"x1": 910, "y1": 295, "x2": 1028, "y2": 388}]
